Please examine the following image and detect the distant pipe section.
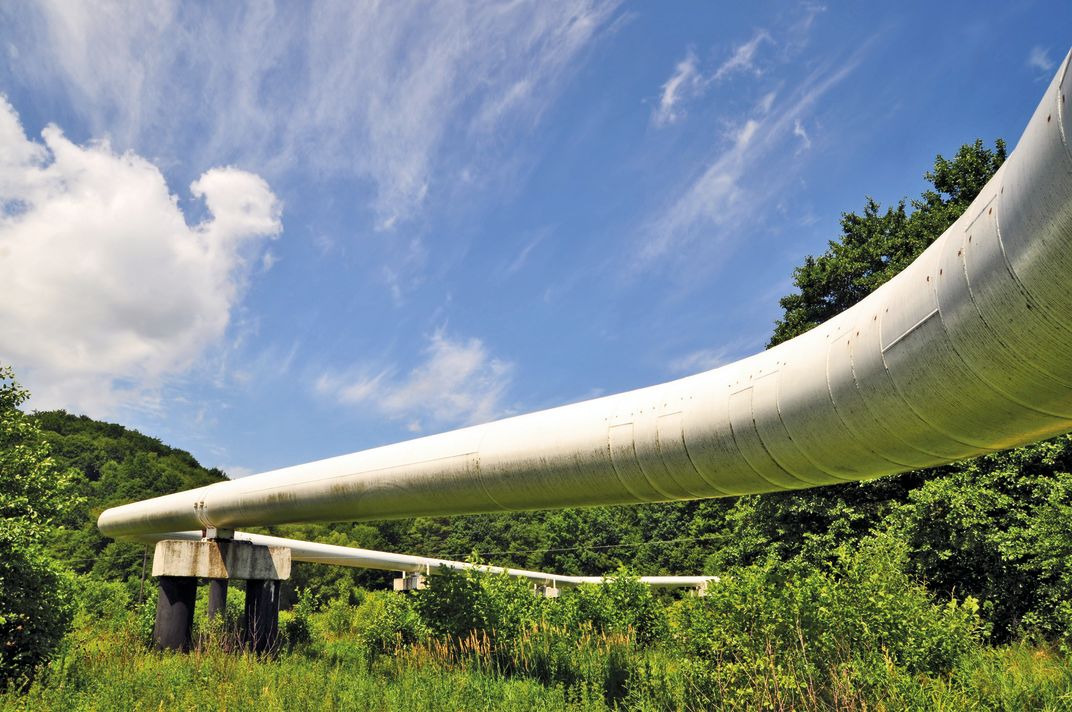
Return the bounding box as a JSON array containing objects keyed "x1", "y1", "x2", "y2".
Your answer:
[
  {"x1": 138, "y1": 530, "x2": 718, "y2": 590},
  {"x1": 100, "y1": 49, "x2": 1072, "y2": 539}
]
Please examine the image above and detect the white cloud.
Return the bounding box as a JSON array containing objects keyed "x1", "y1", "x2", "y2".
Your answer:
[
  {"x1": 8, "y1": 1, "x2": 620, "y2": 229},
  {"x1": 713, "y1": 30, "x2": 772, "y2": 81},
  {"x1": 640, "y1": 51, "x2": 862, "y2": 266},
  {"x1": 793, "y1": 118, "x2": 812, "y2": 151},
  {"x1": 223, "y1": 465, "x2": 256, "y2": 479},
  {"x1": 757, "y1": 90, "x2": 777, "y2": 114},
  {"x1": 652, "y1": 50, "x2": 702, "y2": 126},
  {"x1": 317, "y1": 329, "x2": 514, "y2": 431},
  {"x1": 0, "y1": 97, "x2": 281, "y2": 415},
  {"x1": 669, "y1": 347, "x2": 735, "y2": 375},
  {"x1": 1028, "y1": 46, "x2": 1055, "y2": 74}
]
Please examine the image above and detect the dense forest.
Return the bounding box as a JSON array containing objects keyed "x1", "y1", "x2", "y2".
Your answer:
[{"x1": 3, "y1": 138, "x2": 1072, "y2": 709}]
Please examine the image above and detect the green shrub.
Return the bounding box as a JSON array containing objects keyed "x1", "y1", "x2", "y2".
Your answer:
[
  {"x1": 318, "y1": 596, "x2": 358, "y2": 638},
  {"x1": 0, "y1": 366, "x2": 81, "y2": 689},
  {"x1": 669, "y1": 534, "x2": 981, "y2": 707},
  {"x1": 74, "y1": 576, "x2": 131, "y2": 627},
  {"x1": 557, "y1": 569, "x2": 669, "y2": 645},
  {"x1": 414, "y1": 566, "x2": 542, "y2": 644},
  {"x1": 280, "y1": 587, "x2": 318, "y2": 651},
  {"x1": 352, "y1": 591, "x2": 427, "y2": 655},
  {"x1": 0, "y1": 538, "x2": 76, "y2": 691}
]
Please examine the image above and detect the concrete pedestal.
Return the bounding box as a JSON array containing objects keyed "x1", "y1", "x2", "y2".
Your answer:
[
  {"x1": 392, "y1": 573, "x2": 426, "y2": 591},
  {"x1": 153, "y1": 576, "x2": 197, "y2": 651},
  {"x1": 150, "y1": 539, "x2": 291, "y2": 654}
]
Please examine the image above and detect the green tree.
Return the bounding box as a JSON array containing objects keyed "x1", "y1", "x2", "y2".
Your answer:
[
  {"x1": 738, "y1": 139, "x2": 1007, "y2": 567},
  {"x1": 0, "y1": 366, "x2": 81, "y2": 688},
  {"x1": 748, "y1": 137, "x2": 1072, "y2": 644},
  {"x1": 769, "y1": 139, "x2": 1006, "y2": 347}
]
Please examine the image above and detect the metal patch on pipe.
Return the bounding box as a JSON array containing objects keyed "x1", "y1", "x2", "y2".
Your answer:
[
  {"x1": 608, "y1": 423, "x2": 670, "y2": 501},
  {"x1": 727, "y1": 387, "x2": 811, "y2": 489}
]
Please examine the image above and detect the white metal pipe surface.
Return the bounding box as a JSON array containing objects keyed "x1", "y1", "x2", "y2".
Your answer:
[
  {"x1": 100, "y1": 50, "x2": 1072, "y2": 539},
  {"x1": 139, "y1": 531, "x2": 717, "y2": 589}
]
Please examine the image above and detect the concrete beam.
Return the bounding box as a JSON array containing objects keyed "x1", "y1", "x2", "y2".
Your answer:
[{"x1": 151, "y1": 539, "x2": 291, "y2": 580}]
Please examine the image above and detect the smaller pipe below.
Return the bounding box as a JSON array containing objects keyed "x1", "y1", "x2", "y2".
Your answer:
[{"x1": 136, "y1": 530, "x2": 719, "y2": 590}]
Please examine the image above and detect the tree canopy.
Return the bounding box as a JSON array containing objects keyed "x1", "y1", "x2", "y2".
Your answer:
[{"x1": 769, "y1": 139, "x2": 1007, "y2": 347}]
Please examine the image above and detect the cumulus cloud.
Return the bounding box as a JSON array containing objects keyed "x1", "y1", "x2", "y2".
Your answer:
[
  {"x1": 316, "y1": 329, "x2": 514, "y2": 431},
  {"x1": 0, "y1": 97, "x2": 281, "y2": 414}
]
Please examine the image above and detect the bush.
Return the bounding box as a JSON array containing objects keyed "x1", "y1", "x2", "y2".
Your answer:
[
  {"x1": 0, "y1": 365, "x2": 81, "y2": 689},
  {"x1": 0, "y1": 536, "x2": 76, "y2": 690},
  {"x1": 352, "y1": 591, "x2": 427, "y2": 655},
  {"x1": 669, "y1": 534, "x2": 981, "y2": 707},
  {"x1": 557, "y1": 568, "x2": 669, "y2": 645},
  {"x1": 414, "y1": 566, "x2": 542, "y2": 644},
  {"x1": 75, "y1": 576, "x2": 131, "y2": 627},
  {"x1": 280, "y1": 588, "x2": 318, "y2": 651}
]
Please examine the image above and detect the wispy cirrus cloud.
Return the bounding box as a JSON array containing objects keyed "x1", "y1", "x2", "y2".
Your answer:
[
  {"x1": 1027, "y1": 46, "x2": 1055, "y2": 74},
  {"x1": 316, "y1": 329, "x2": 515, "y2": 432},
  {"x1": 712, "y1": 30, "x2": 772, "y2": 81},
  {"x1": 652, "y1": 50, "x2": 703, "y2": 126},
  {"x1": 637, "y1": 10, "x2": 865, "y2": 273},
  {"x1": 3, "y1": 1, "x2": 621, "y2": 230},
  {"x1": 651, "y1": 30, "x2": 775, "y2": 129}
]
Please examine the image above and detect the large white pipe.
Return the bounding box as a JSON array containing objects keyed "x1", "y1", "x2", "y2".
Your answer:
[
  {"x1": 141, "y1": 531, "x2": 717, "y2": 590},
  {"x1": 99, "y1": 49, "x2": 1072, "y2": 539}
]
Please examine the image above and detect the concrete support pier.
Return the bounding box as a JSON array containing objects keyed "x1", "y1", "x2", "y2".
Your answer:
[
  {"x1": 244, "y1": 579, "x2": 282, "y2": 653},
  {"x1": 150, "y1": 539, "x2": 291, "y2": 652},
  {"x1": 206, "y1": 578, "x2": 229, "y2": 620},
  {"x1": 154, "y1": 575, "x2": 197, "y2": 651}
]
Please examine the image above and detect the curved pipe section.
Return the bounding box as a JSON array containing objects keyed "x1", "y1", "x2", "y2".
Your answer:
[
  {"x1": 139, "y1": 531, "x2": 718, "y2": 590},
  {"x1": 100, "y1": 50, "x2": 1072, "y2": 539}
]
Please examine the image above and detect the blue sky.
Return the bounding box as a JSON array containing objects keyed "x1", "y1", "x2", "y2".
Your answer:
[{"x1": 1, "y1": 2, "x2": 1069, "y2": 478}]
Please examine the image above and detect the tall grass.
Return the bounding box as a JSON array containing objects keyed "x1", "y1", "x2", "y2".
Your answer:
[{"x1": 6, "y1": 542, "x2": 1072, "y2": 710}]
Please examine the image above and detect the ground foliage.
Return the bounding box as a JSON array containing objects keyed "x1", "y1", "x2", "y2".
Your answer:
[{"x1": 0, "y1": 368, "x2": 80, "y2": 690}]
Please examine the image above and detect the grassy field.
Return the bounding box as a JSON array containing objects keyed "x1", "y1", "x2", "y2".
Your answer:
[{"x1": 4, "y1": 605, "x2": 1072, "y2": 712}]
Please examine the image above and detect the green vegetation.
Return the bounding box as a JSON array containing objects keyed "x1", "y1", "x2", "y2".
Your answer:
[
  {"x1": 5, "y1": 560, "x2": 1071, "y2": 710},
  {"x1": 3, "y1": 137, "x2": 1072, "y2": 708},
  {"x1": 0, "y1": 367, "x2": 80, "y2": 689}
]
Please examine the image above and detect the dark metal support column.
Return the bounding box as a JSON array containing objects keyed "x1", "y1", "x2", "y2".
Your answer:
[
  {"x1": 243, "y1": 579, "x2": 281, "y2": 653},
  {"x1": 207, "y1": 579, "x2": 229, "y2": 620},
  {"x1": 153, "y1": 575, "x2": 197, "y2": 651}
]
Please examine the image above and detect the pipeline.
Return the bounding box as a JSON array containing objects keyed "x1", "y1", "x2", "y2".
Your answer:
[{"x1": 100, "y1": 49, "x2": 1072, "y2": 539}]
